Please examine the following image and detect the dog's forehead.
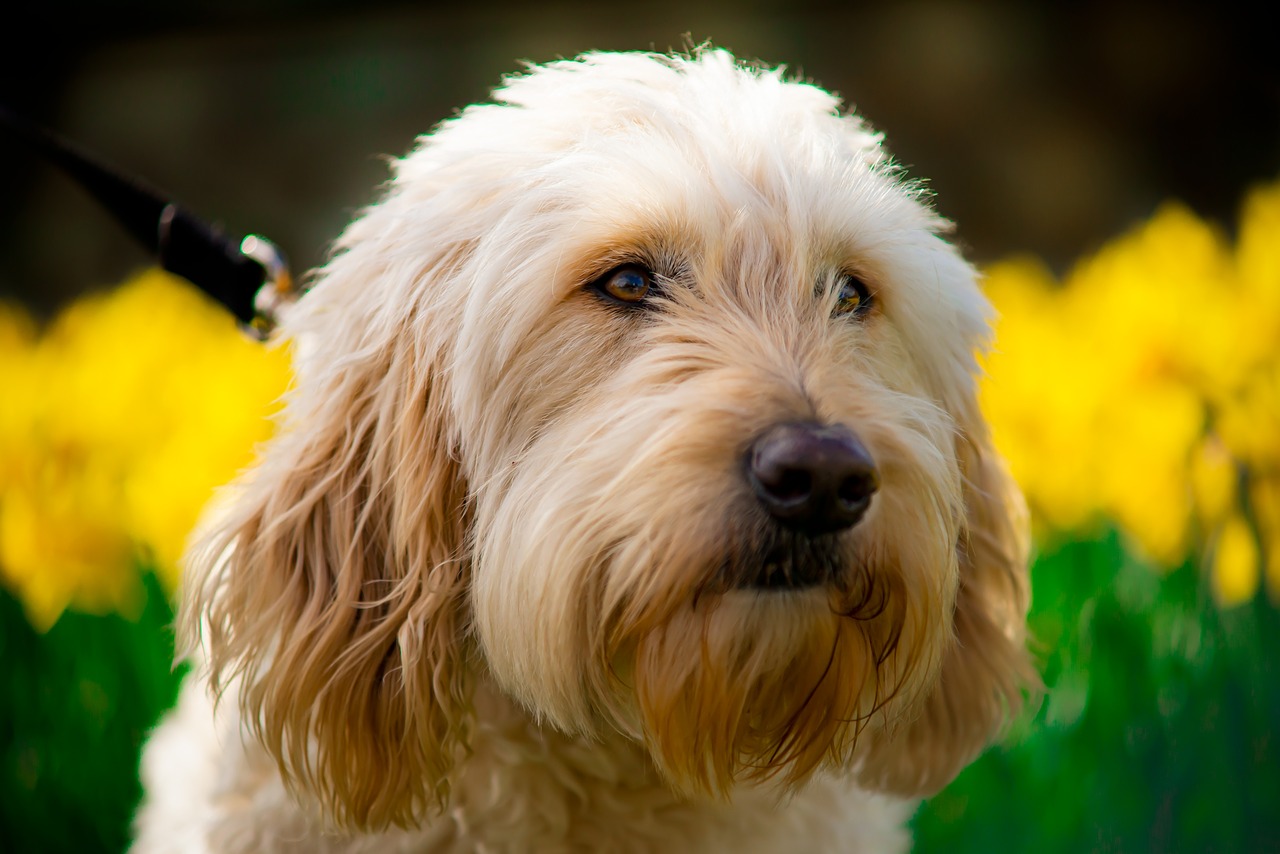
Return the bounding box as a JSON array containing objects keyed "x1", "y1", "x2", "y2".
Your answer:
[
  {"x1": 373, "y1": 49, "x2": 986, "y2": 392},
  {"x1": 410, "y1": 51, "x2": 943, "y2": 277},
  {"x1": 419, "y1": 50, "x2": 892, "y2": 208},
  {"x1": 500, "y1": 50, "x2": 877, "y2": 156}
]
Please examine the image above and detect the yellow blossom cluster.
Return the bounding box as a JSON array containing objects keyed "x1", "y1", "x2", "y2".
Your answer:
[
  {"x1": 981, "y1": 183, "x2": 1280, "y2": 605},
  {"x1": 0, "y1": 271, "x2": 290, "y2": 630}
]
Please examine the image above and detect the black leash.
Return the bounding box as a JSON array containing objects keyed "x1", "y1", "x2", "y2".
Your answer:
[{"x1": 1, "y1": 105, "x2": 294, "y2": 339}]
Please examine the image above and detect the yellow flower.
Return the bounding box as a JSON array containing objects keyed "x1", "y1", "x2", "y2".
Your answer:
[
  {"x1": 1211, "y1": 514, "x2": 1260, "y2": 607},
  {"x1": 1237, "y1": 182, "x2": 1280, "y2": 334},
  {"x1": 1217, "y1": 361, "x2": 1280, "y2": 471},
  {"x1": 981, "y1": 180, "x2": 1280, "y2": 592},
  {"x1": 1189, "y1": 436, "x2": 1237, "y2": 527},
  {"x1": 981, "y1": 257, "x2": 1102, "y2": 535},
  {"x1": 0, "y1": 271, "x2": 288, "y2": 628},
  {"x1": 1095, "y1": 380, "x2": 1202, "y2": 565},
  {"x1": 0, "y1": 304, "x2": 37, "y2": 486},
  {"x1": 0, "y1": 459, "x2": 137, "y2": 631}
]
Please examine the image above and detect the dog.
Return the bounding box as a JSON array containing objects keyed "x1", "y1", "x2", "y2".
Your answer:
[{"x1": 132, "y1": 48, "x2": 1035, "y2": 853}]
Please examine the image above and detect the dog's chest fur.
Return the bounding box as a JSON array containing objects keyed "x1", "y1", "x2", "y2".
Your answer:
[{"x1": 136, "y1": 676, "x2": 911, "y2": 853}]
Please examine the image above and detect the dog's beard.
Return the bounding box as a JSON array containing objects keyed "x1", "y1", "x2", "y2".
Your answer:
[
  {"x1": 630, "y1": 580, "x2": 908, "y2": 794},
  {"x1": 606, "y1": 489, "x2": 956, "y2": 795},
  {"x1": 715, "y1": 528, "x2": 849, "y2": 591}
]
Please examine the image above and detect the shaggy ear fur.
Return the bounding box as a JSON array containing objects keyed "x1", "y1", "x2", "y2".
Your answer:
[
  {"x1": 860, "y1": 398, "x2": 1038, "y2": 796},
  {"x1": 182, "y1": 254, "x2": 472, "y2": 829}
]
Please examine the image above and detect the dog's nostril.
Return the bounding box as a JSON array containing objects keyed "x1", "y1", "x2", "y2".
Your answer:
[
  {"x1": 747, "y1": 422, "x2": 878, "y2": 535},
  {"x1": 836, "y1": 469, "x2": 878, "y2": 508},
  {"x1": 758, "y1": 466, "x2": 812, "y2": 504}
]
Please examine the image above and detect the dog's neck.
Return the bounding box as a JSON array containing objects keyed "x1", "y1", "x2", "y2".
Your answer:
[
  {"x1": 455, "y1": 676, "x2": 670, "y2": 807},
  {"x1": 417, "y1": 677, "x2": 912, "y2": 853}
]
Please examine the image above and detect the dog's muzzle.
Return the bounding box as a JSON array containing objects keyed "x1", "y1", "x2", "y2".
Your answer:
[
  {"x1": 746, "y1": 422, "x2": 878, "y2": 536},
  {"x1": 728, "y1": 422, "x2": 879, "y2": 591}
]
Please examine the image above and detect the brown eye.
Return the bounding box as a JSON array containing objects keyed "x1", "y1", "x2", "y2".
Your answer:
[
  {"x1": 592, "y1": 264, "x2": 653, "y2": 305},
  {"x1": 832, "y1": 274, "x2": 873, "y2": 318}
]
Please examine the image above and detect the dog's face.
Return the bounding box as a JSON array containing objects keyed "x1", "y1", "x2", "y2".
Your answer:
[{"x1": 188, "y1": 50, "x2": 1034, "y2": 828}]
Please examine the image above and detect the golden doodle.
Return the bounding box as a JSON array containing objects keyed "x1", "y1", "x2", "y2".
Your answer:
[{"x1": 134, "y1": 48, "x2": 1035, "y2": 853}]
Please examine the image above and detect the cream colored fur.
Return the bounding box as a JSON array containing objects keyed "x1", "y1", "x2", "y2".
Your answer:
[{"x1": 133, "y1": 48, "x2": 1035, "y2": 853}]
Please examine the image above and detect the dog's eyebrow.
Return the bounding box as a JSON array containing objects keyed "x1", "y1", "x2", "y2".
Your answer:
[{"x1": 579, "y1": 244, "x2": 689, "y2": 285}]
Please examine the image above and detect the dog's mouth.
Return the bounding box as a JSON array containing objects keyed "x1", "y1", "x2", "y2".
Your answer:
[{"x1": 720, "y1": 531, "x2": 845, "y2": 591}]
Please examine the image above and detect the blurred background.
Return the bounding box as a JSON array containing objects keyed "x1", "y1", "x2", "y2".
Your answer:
[
  {"x1": 3, "y1": 0, "x2": 1276, "y2": 313},
  {"x1": 2, "y1": 1, "x2": 1278, "y2": 852}
]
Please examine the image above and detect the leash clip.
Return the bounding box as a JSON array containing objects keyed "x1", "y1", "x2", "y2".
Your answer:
[{"x1": 239, "y1": 234, "x2": 295, "y2": 340}]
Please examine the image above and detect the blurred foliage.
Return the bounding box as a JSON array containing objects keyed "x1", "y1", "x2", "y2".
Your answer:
[
  {"x1": 0, "y1": 183, "x2": 1278, "y2": 850},
  {"x1": 0, "y1": 571, "x2": 183, "y2": 853},
  {"x1": 914, "y1": 535, "x2": 1280, "y2": 852}
]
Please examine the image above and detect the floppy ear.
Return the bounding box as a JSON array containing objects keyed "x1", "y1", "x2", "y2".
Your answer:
[
  {"x1": 860, "y1": 398, "x2": 1038, "y2": 795},
  {"x1": 182, "y1": 251, "x2": 472, "y2": 830}
]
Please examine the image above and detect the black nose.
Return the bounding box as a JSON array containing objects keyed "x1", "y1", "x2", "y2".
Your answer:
[{"x1": 746, "y1": 422, "x2": 878, "y2": 535}]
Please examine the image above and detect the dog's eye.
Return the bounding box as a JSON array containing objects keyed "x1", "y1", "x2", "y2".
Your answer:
[
  {"x1": 592, "y1": 264, "x2": 654, "y2": 306},
  {"x1": 832, "y1": 274, "x2": 873, "y2": 319}
]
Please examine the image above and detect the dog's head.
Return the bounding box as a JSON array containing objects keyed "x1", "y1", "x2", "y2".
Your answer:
[{"x1": 187, "y1": 49, "x2": 1035, "y2": 828}]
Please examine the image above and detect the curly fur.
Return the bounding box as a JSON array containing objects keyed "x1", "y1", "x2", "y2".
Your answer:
[{"x1": 133, "y1": 47, "x2": 1036, "y2": 853}]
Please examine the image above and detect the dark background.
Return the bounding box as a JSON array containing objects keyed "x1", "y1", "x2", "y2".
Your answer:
[{"x1": 2, "y1": 0, "x2": 1277, "y2": 317}]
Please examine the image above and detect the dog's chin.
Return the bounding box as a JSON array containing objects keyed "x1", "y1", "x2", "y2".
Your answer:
[
  {"x1": 622, "y1": 540, "x2": 927, "y2": 797},
  {"x1": 720, "y1": 529, "x2": 849, "y2": 592},
  {"x1": 475, "y1": 461, "x2": 958, "y2": 797}
]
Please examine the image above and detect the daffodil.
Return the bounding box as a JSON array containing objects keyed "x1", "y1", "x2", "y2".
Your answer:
[
  {"x1": 982, "y1": 183, "x2": 1280, "y2": 604},
  {"x1": 0, "y1": 271, "x2": 288, "y2": 628}
]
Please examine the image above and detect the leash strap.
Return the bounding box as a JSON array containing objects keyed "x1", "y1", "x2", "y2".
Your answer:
[{"x1": 1, "y1": 105, "x2": 294, "y2": 339}]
